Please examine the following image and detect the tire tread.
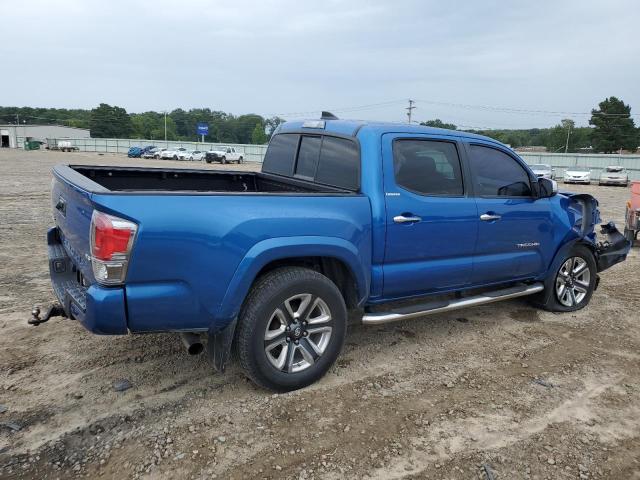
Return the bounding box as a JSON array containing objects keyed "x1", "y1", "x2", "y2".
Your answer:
[{"x1": 236, "y1": 267, "x2": 345, "y2": 391}]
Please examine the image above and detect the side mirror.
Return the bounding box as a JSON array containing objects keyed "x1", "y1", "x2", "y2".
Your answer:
[{"x1": 538, "y1": 177, "x2": 558, "y2": 198}]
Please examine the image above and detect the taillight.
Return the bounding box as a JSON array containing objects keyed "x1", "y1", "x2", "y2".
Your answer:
[{"x1": 90, "y1": 211, "x2": 137, "y2": 285}]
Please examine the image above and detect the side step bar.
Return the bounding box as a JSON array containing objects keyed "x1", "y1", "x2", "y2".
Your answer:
[{"x1": 362, "y1": 283, "x2": 544, "y2": 325}]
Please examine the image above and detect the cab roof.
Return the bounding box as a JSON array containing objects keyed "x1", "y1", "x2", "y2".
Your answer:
[{"x1": 277, "y1": 118, "x2": 505, "y2": 146}]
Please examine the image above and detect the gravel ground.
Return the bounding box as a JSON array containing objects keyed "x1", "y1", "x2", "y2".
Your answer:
[{"x1": 0, "y1": 148, "x2": 639, "y2": 480}]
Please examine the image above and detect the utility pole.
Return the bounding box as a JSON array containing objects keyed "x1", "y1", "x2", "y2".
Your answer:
[
  {"x1": 564, "y1": 123, "x2": 572, "y2": 153},
  {"x1": 406, "y1": 99, "x2": 416, "y2": 124},
  {"x1": 164, "y1": 111, "x2": 167, "y2": 141}
]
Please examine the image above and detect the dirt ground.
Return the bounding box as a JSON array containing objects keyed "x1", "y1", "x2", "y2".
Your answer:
[{"x1": 0, "y1": 148, "x2": 639, "y2": 480}]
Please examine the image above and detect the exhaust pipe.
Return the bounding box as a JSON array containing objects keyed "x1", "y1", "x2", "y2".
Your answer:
[{"x1": 180, "y1": 333, "x2": 204, "y2": 355}]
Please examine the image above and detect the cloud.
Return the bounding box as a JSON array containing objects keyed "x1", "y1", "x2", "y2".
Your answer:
[{"x1": 1, "y1": 0, "x2": 638, "y2": 128}]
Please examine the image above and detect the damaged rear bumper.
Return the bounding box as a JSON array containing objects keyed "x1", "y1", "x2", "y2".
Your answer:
[{"x1": 596, "y1": 222, "x2": 631, "y2": 272}]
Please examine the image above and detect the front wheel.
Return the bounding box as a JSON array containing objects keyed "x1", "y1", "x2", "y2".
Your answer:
[
  {"x1": 236, "y1": 267, "x2": 347, "y2": 392},
  {"x1": 238, "y1": 156, "x2": 243, "y2": 164},
  {"x1": 221, "y1": 156, "x2": 227, "y2": 164},
  {"x1": 535, "y1": 245, "x2": 597, "y2": 312}
]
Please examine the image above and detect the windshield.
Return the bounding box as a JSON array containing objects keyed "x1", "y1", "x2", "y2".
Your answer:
[
  {"x1": 531, "y1": 164, "x2": 550, "y2": 170},
  {"x1": 606, "y1": 167, "x2": 624, "y2": 172}
]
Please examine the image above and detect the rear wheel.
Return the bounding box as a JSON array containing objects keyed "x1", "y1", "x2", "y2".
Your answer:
[
  {"x1": 536, "y1": 245, "x2": 597, "y2": 312},
  {"x1": 236, "y1": 267, "x2": 347, "y2": 392},
  {"x1": 221, "y1": 156, "x2": 227, "y2": 164},
  {"x1": 238, "y1": 156, "x2": 243, "y2": 164}
]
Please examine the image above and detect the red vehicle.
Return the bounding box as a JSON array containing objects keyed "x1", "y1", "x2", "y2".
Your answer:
[{"x1": 625, "y1": 181, "x2": 640, "y2": 246}]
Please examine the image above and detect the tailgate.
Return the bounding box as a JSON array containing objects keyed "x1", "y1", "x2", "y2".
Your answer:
[{"x1": 51, "y1": 166, "x2": 99, "y2": 284}]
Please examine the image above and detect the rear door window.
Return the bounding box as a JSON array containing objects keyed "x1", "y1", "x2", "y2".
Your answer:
[
  {"x1": 467, "y1": 144, "x2": 532, "y2": 197},
  {"x1": 393, "y1": 139, "x2": 463, "y2": 195}
]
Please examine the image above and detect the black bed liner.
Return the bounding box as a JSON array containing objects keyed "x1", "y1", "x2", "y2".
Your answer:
[{"x1": 68, "y1": 165, "x2": 352, "y2": 194}]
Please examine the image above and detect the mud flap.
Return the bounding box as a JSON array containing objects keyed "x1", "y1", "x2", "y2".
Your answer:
[
  {"x1": 207, "y1": 318, "x2": 237, "y2": 373},
  {"x1": 596, "y1": 222, "x2": 631, "y2": 272}
]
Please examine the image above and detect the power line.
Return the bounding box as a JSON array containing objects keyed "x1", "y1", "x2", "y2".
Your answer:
[{"x1": 412, "y1": 99, "x2": 640, "y2": 117}]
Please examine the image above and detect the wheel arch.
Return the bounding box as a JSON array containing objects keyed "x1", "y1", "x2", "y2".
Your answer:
[
  {"x1": 536, "y1": 238, "x2": 598, "y2": 306},
  {"x1": 207, "y1": 237, "x2": 368, "y2": 374},
  {"x1": 215, "y1": 237, "x2": 369, "y2": 330}
]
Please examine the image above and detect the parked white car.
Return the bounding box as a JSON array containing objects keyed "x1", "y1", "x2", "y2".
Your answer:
[
  {"x1": 599, "y1": 166, "x2": 629, "y2": 187},
  {"x1": 205, "y1": 146, "x2": 244, "y2": 164},
  {"x1": 563, "y1": 168, "x2": 592, "y2": 184},
  {"x1": 530, "y1": 163, "x2": 555, "y2": 179},
  {"x1": 177, "y1": 150, "x2": 192, "y2": 160},
  {"x1": 160, "y1": 147, "x2": 188, "y2": 160},
  {"x1": 189, "y1": 150, "x2": 206, "y2": 161}
]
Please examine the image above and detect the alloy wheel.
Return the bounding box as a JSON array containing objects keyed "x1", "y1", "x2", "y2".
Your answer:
[
  {"x1": 555, "y1": 256, "x2": 591, "y2": 307},
  {"x1": 263, "y1": 294, "x2": 333, "y2": 373}
]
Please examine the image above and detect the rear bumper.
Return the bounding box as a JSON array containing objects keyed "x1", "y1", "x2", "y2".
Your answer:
[
  {"x1": 47, "y1": 227, "x2": 128, "y2": 334},
  {"x1": 599, "y1": 178, "x2": 628, "y2": 185}
]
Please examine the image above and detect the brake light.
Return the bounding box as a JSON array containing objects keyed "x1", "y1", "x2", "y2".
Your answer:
[{"x1": 90, "y1": 211, "x2": 137, "y2": 285}]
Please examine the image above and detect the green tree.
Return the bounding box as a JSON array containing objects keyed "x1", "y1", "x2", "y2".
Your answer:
[
  {"x1": 251, "y1": 123, "x2": 268, "y2": 144},
  {"x1": 90, "y1": 103, "x2": 132, "y2": 138},
  {"x1": 265, "y1": 116, "x2": 286, "y2": 139},
  {"x1": 420, "y1": 119, "x2": 457, "y2": 130},
  {"x1": 589, "y1": 97, "x2": 637, "y2": 153},
  {"x1": 544, "y1": 119, "x2": 575, "y2": 152},
  {"x1": 234, "y1": 114, "x2": 265, "y2": 144}
]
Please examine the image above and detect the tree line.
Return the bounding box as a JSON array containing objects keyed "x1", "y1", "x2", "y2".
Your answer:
[
  {"x1": 0, "y1": 105, "x2": 285, "y2": 145},
  {"x1": 0, "y1": 96, "x2": 637, "y2": 151},
  {"x1": 421, "y1": 97, "x2": 638, "y2": 153}
]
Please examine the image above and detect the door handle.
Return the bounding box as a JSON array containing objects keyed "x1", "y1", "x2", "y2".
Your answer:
[
  {"x1": 393, "y1": 215, "x2": 422, "y2": 224},
  {"x1": 480, "y1": 213, "x2": 501, "y2": 221}
]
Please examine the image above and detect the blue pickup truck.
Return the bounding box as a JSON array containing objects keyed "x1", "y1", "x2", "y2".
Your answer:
[{"x1": 36, "y1": 115, "x2": 630, "y2": 391}]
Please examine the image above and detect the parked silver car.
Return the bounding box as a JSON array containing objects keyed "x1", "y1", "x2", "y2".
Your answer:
[
  {"x1": 530, "y1": 163, "x2": 555, "y2": 179},
  {"x1": 599, "y1": 166, "x2": 629, "y2": 187}
]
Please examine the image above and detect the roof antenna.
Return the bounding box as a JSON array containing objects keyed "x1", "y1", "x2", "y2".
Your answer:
[{"x1": 321, "y1": 111, "x2": 339, "y2": 120}]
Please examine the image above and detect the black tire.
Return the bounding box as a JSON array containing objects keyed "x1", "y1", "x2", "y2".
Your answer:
[
  {"x1": 221, "y1": 156, "x2": 227, "y2": 164},
  {"x1": 236, "y1": 267, "x2": 347, "y2": 392},
  {"x1": 173, "y1": 155, "x2": 178, "y2": 160},
  {"x1": 535, "y1": 245, "x2": 597, "y2": 312},
  {"x1": 238, "y1": 157, "x2": 243, "y2": 164}
]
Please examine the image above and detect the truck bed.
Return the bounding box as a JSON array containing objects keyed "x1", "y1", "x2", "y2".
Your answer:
[{"x1": 67, "y1": 165, "x2": 351, "y2": 194}]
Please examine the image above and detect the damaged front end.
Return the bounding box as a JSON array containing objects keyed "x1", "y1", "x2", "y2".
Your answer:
[
  {"x1": 565, "y1": 193, "x2": 631, "y2": 273},
  {"x1": 596, "y1": 221, "x2": 631, "y2": 272}
]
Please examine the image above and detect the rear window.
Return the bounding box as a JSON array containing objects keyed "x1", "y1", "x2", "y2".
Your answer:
[
  {"x1": 263, "y1": 133, "x2": 359, "y2": 190},
  {"x1": 316, "y1": 136, "x2": 359, "y2": 190},
  {"x1": 262, "y1": 134, "x2": 299, "y2": 176},
  {"x1": 295, "y1": 136, "x2": 321, "y2": 179}
]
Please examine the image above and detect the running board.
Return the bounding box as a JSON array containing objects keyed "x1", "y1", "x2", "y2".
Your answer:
[{"x1": 362, "y1": 283, "x2": 544, "y2": 325}]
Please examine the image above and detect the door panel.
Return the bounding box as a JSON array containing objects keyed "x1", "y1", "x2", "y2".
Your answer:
[
  {"x1": 473, "y1": 197, "x2": 553, "y2": 284},
  {"x1": 466, "y1": 143, "x2": 553, "y2": 285},
  {"x1": 381, "y1": 134, "x2": 478, "y2": 298}
]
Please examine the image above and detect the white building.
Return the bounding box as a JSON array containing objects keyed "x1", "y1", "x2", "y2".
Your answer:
[{"x1": 0, "y1": 124, "x2": 90, "y2": 148}]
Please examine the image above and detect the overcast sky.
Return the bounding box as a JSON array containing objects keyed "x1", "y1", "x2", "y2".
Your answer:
[{"x1": 2, "y1": 0, "x2": 639, "y2": 128}]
